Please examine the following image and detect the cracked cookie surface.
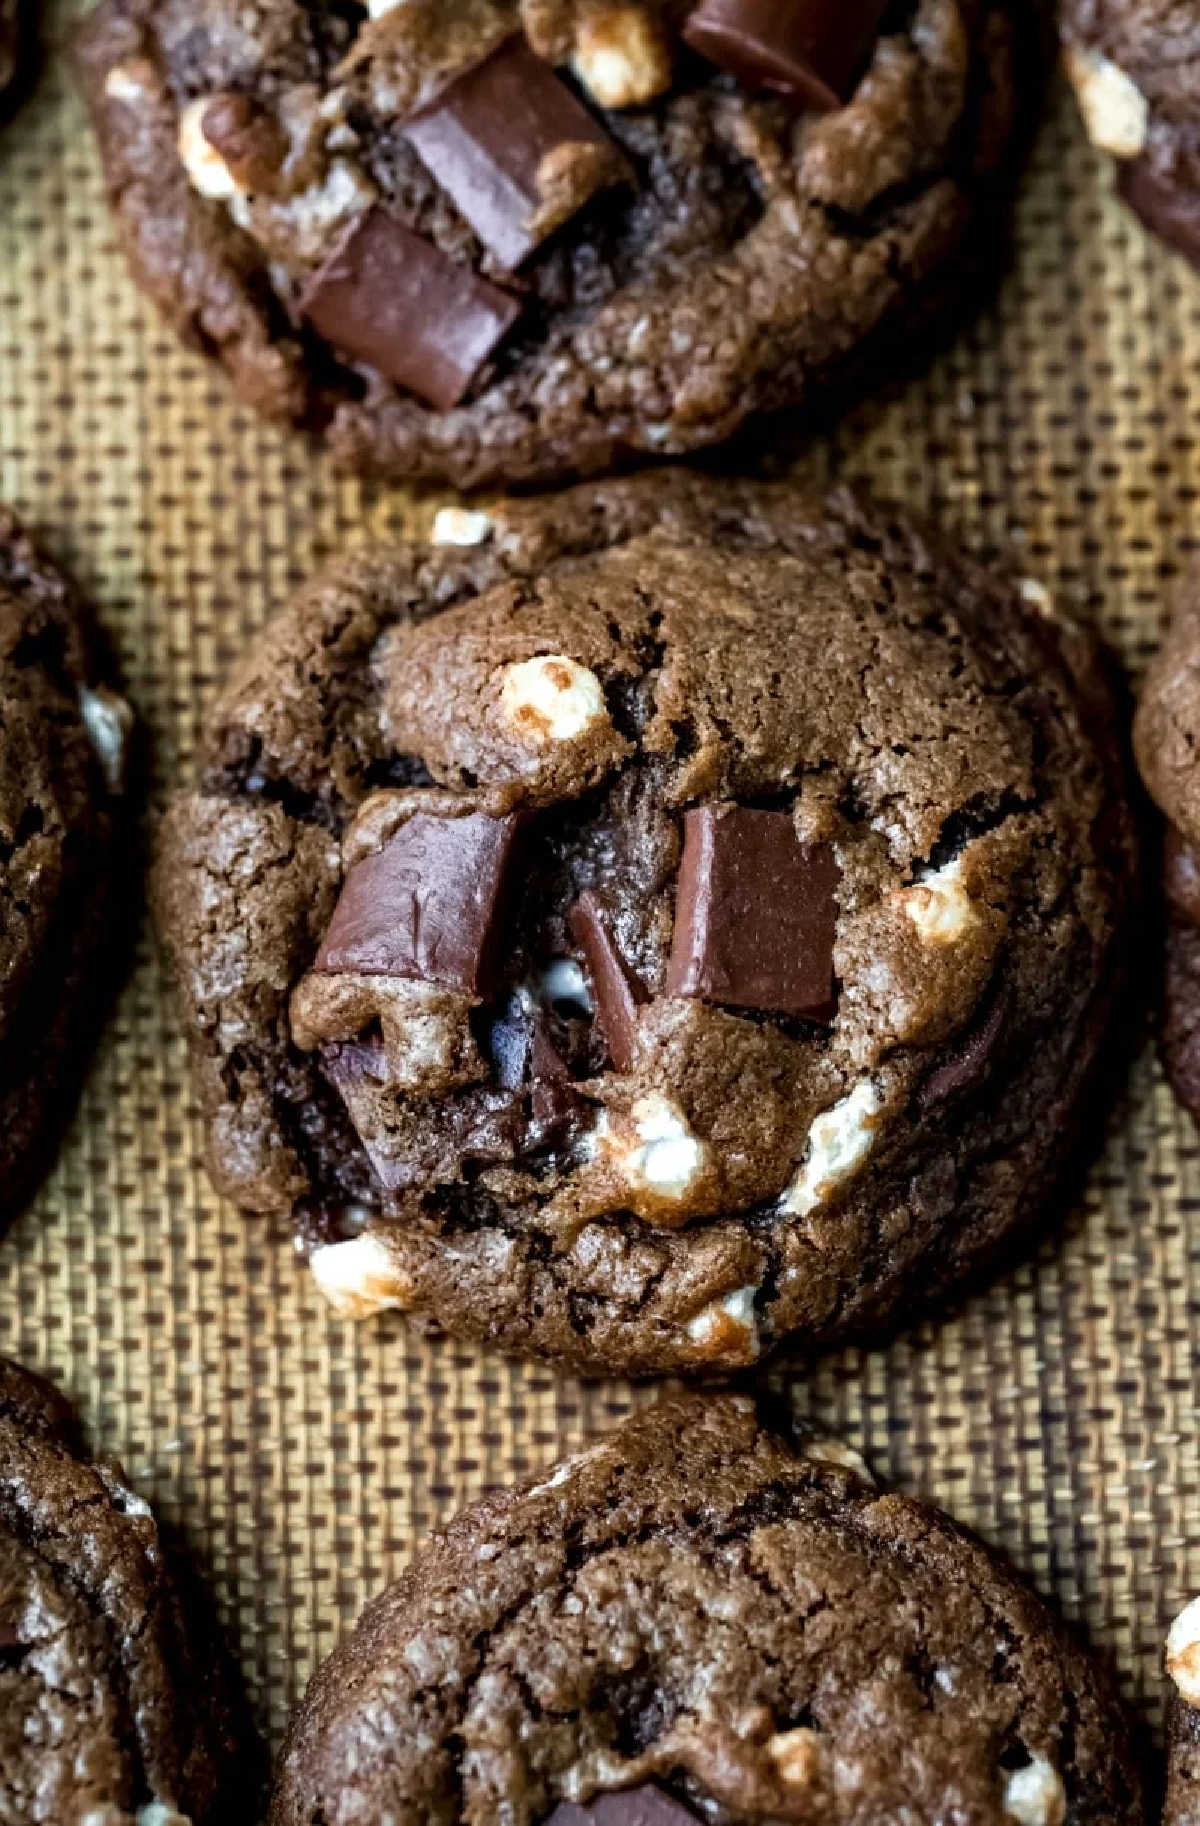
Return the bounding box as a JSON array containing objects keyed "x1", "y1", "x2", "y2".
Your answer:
[
  {"x1": 271, "y1": 1391, "x2": 1145, "y2": 1826},
  {"x1": 74, "y1": 0, "x2": 1025, "y2": 489},
  {"x1": 154, "y1": 471, "x2": 1136, "y2": 1377},
  {"x1": 0, "y1": 511, "x2": 131, "y2": 1232},
  {"x1": 0, "y1": 1357, "x2": 258, "y2": 1826}
]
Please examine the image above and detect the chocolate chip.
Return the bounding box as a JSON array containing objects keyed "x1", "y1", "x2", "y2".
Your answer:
[
  {"x1": 301, "y1": 207, "x2": 521, "y2": 410},
  {"x1": 683, "y1": 0, "x2": 887, "y2": 111},
  {"x1": 568, "y1": 890, "x2": 647, "y2": 1070},
  {"x1": 404, "y1": 36, "x2": 624, "y2": 269},
  {"x1": 546, "y1": 1785, "x2": 701, "y2": 1825},
  {"x1": 916, "y1": 988, "x2": 1007, "y2": 1108},
  {"x1": 665, "y1": 805, "x2": 840, "y2": 1019},
  {"x1": 315, "y1": 811, "x2": 524, "y2": 996},
  {"x1": 1165, "y1": 824, "x2": 1200, "y2": 927},
  {"x1": 200, "y1": 91, "x2": 288, "y2": 193}
]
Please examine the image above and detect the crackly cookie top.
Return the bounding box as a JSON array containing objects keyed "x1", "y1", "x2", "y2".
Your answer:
[
  {"x1": 0, "y1": 1358, "x2": 257, "y2": 1826},
  {"x1": 271, "y1": 1392, "x2": 1144, "y2": 1826},
  {"x1": 155, "y1": 471, "x2": 1134, "y2": 1377},
  {"x1": 75, "y1": 0, "x2": 1022, "y2": 487}
]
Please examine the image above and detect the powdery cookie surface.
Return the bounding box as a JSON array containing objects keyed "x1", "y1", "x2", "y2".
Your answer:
[
  {"x1": 155, "y1": 471, "x2": 1135, "y2": 1377},
  {"x1": 74, "y1": 0, "x2": 1025, "y2": 488},
  {"x1": 0, "y1": 511, "x2": 131, "y2": 1231},
  {"x1": 0, "y1": 1358, "x2": 258, "y2": 1826},
  {"x1": 271, "y1": 1391, "x2": 1145, "y2": 1826}
]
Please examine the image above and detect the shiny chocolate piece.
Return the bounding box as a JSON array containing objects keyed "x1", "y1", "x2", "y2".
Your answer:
[
  {"x1": 546, "y1": 1785, "x2": 701, "y2": 1825},
  {"x1": 315, "y1": 810, "x2": 523, "y2": 996},
  {"x1": 683, "y1": 0, "x2": 887, "y2": 112},
  {"x1": 568, "y1": 889, "x2": 647, "y2": 1070},
  {"x1": 917, "y1": 988, "x2": 1007, "y2": 1109},
  {"x1": 404, "y1": 36, "x2": 623, "y2": 269},
  {"x1": 1166, "y1": 824, "x2": 1200, "y2": 927},
  {"x1": 301, "y1": 207, "x2": 521, "y2": 410},
  {"x1": 1119, "y1": 157, "x2": 1200, "y2": 272},
  {"x1": 666, "y1": 804, "x2": 839, "y2": 1018}
]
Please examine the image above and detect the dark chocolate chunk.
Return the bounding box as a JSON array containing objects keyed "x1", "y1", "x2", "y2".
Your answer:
[
  {"x1": 683, "y1": 0, "x2": 887, "y2": 112},
  {"x1": 665, "y1": 804, "x2": 839, "y2": 1018},
  {"x1": 315, "y1": 811, "x2": 524, "y2": 996},
  {"x1": 1165, "y1": 824, "x2": 1200, "y2": 927},
  {"x1": 917, "y1": 987, "x2": 1007, "y2": 1108},
  {"x1": 546, "y1": 1785, "x2": 700, "y2": 1826},
  {"x1": 568, "y1": 890, "x2": 647, "y2": 1070},
  {"x1": 1119, "y1": 157, "x2": 1200, "y2": 272},
  {"x1": 529, "y1": 1023, "x2": 584, "y2": 1140},
  {"x1": 200, "y1": 91, "x2": 288, "y2": 193},
  {"x1": 403, "y1": 36, "x2": 623, "y2": 269},
  {"x1": 301, "y1": 208, "x2": 521, "y2": 410}
]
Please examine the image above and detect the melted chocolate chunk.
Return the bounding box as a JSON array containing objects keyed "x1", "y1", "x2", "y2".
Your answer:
[
  {"x1": 1165, "y1": 824, "x2": 1200, "y2": 926},
  {"x1": 683, "y1": 0, "x2": 887, "y2": 111},
  {"x1": 916, "y1": 988, "x2": 1007, "y2": 1108},
  {"x1": 404, "y1": 36, "x2": 623, "y2": 270},
  {"x1": 568, "y1": 890, "x2": 647, "y2": 1070},
  {"x1": 1119, "y1": 158, "x2": 1200, "y2": 272},
  {"x1": 315, "y1": 811, "x2": 523, "y2": 995},
  {"x1": 666, "y1": 804, "x2": 839, "y2": 1018},
  {"x1": 546, "y1": 1786, "x2": 700, "y2": 1826},
  {"x1": 301, "y1": 208, "x2": 521, "y2": 410}
]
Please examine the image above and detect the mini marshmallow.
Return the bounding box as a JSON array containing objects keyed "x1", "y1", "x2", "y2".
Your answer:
[
  {"x1": 572, "y1": 6, "x2": 673, "y2": 109},
  {"x1": 104, "y1": 61, "x2": 154, "y2": 104},
  {"x1": 432, "y1": 506, "x2": 494, "y2": 547},
  {"x1": 782, "y1": 1079, "x2": 881, "y2": 1216},
  {"x1": 498, "y1": 654, "x2": 609, "y2": 744},
  {"x1": 137, "y1": 1806, "x2": 192, "y2": 1826},
  {"x1": 767, "y1": 1726, "x2": 821, "y2": 1786},
  {"x1": 178, "y1": 96, "x2": 240, "y2": 201},
  {"x1": 1063, "y1": 43, "x2": 1148, "y2": 159},
  {"x1": 686, "y1": 1284, "x2": 760, "y2": 1356},
  {"x1": 309, "y1": 1232, "x2": 410, "y2": 1319},
  {"x1": 621, "y1": 1093, "x2": 711, "y2": 1201},
  {"x1": 1003, "y1": 1756, "x2": 1066, "y2": 1826},
  {"x1": 896, "y1": 858, "x2": 978, "y2": 944},
  {"x1": 538, "y1": 957, "x2": 594, "y2": 1013},
  {"x1": 78, "y1": 684, "x2": 132, "y2": 791},
  {"x1": 1167, "y1": 1596, "x2": 1200, "y2": 1705},
  {"x1": 797, "y1": 1435, "x2": 875, "y2": 1483}
]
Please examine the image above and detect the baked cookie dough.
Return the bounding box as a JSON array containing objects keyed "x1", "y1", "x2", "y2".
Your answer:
[
  {"x1": 76, "y1": 0, "x2": 1025, "y2": 489},
  {"x1": 271, "y1": 1391, "x2": 1145, "y2": 1825},
  {"x1": 0, "y1": 1357, "x2": 258, "y2": 1825},
  {"x1": 1062, "y1": 0, "x2": 1200, "y2": 267},
  {"x1": 155, "y1": 470, "x2": 1136, "y2": 1378},
  {"x1": 0, "y1": 510, "x2": 132, "y2": 1232},
  {"x1": 1167, "y1": 1597, "x2": 1200, "y2": 1824}
]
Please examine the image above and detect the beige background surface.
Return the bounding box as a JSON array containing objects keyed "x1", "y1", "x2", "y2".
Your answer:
[{"x1": 0, "y1": 1, "x2": 1197, "y2": 1769}]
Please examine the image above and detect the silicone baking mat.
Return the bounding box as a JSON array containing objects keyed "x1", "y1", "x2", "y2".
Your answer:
[{"x1": 0, "y1": 0, "x2": 1197, "y2": 1768}]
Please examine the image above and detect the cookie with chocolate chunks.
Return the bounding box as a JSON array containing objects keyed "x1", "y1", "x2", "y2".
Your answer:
[
  {"x1": 1166, "y1": 1597, "x2": 1200, "y2": 1825},
  {"x1": 153, "y1": 471, "x2": 1134, "y2": 1377},
  {"x1": 0, "y1": 510, "x2": 133, "y2": 1234},
  {"x1": 0, "y1": 1357, "x2": 260, "y2": 1825},
  {"x1": 271, "y1": 1391, "x2": 1145, "y2": 1825},
  {"x1": 75, "y1": 0, "x2": 1028, "y2": 489}
]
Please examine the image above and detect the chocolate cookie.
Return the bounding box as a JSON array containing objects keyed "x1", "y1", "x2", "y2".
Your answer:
[
  {"x1": 75, "y1": 0, "x2": 1025, "y2": 489},
  {"x1": 0, "y1": 1357, "x2": 258, "y2": 1824},
  {"x1": 0, "y1": 511, "x2": 132, "y2": 1232},
  {"x1": 1166, "y1": 1599, "x2": 1200, "y2": 1824},
  {"x1": 272, "y1": 1391, "x2": 1144, "y2": 1825},
  {"x1": 154, "y1": 471, "x2": 1135, "y2": 1377},
  {"x1": 1062, "y1": 0, "x2": 1200, "y2": 267}
]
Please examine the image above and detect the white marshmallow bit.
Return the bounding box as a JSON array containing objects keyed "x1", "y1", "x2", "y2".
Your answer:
[
  {"x1": 137, "y1": 1806, "x2": 192, "y2": 1826},
  {"x1": 1003, "y1": 1756, "x2": 1066, "y2": 1826},
  {"x1": 309, "y1": 1232, "x2": 410, "y2": 1319},
  {"x1": 606, "y1": 1092, "x2": 710, "y2": 1202},
  {"x1": 1063, "y1": 43, "x2": 1148, "y2": 158},
  {"x1": 686, "y1": 1284, "x2": 760, "y2": 1356},
  {"x1": 797, "y1": 1435, "x2": 875, "y2": 1483},
  {"x1": 499, "y1": 654, "x2": 609, "y2": 744},
  {"x1": 572, "y1": 6, "x2": 672, "y2": 109},
  {"x1": 896, "y1": 858, "x2": 978, "y2": 945},
  {"x1": 1167, "y1": 1596, "x2": 1200, "y2": 1705},
  {"x1": 432, "y1": 506, "x2": 494, "y2": 547},
  {"x1": 367, "y1": 0, "x2": 405, "y2": 15},
  {"x1": 1018, "y1": 576, "x2": 1055, "y2": 617},
  {"x1": 539, "y1": 957, "x2": 593, "y2": 1013},
  {"x1": 178, "y1": 96, "x2": 240, "y2": 201},
  {"x1": 782, "y1": 1079, "x2": 881, "y2": 1216},
  {"x1": 104, "y1": 61, "x2": 152, "y2": 104},
  {"x1": 767, "y1": 1727, "x2": 821, "y2": 1786},
  {"x1": 79, "y1": 684, "x2": 132, "y2": 790}
]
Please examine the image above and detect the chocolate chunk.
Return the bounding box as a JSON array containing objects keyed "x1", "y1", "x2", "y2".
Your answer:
[
  {"x1": 683, "y1": 0, "x2": 888, "y2": 112},
  {"x1": 529, "y1": 1023, "x2": 584, "y2": 1140},
  {"x1": 200, "y1": 92, "x2": 288, "y2": 194},
  {"x1": 568, "y1": 890, "x2": 647, "y2": 1070},
  {"x1": 316, "y1": 811, "x2": 523, "y2": 996},
  {"x1": 917, "y1": 988, "x2": 1007, "y2": 1108},
  {"x1": 665, "y1": 805, "x2": 839, "y2": 1019},
  {"x1": 301, "y1": 208, "x2": 521, "y2": 410},
  {"x1": 1165, "y1": 824, "x2": 1200, "y2": 926},
  {"x1": 546, "y1": 1786, "x2": 701, "y2": 1825},
  {"x1": 404, "y1": 36, "x2": 624, "y2": 269},
  {"x1": 1119, "y1": 157, "x2": 1200, "y2": 271}
]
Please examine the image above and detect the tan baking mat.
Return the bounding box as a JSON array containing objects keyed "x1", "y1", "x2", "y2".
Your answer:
[{"x1": 1, "y1": 0, "x2": 1197, "y2": 1765}]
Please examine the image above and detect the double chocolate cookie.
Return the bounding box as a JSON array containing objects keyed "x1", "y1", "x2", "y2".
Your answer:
[
  {"x1": 155, "y1": 471, "x2": 1135, "y2": 1377},
  {"x1": 0, "y1": 511, "x2": 131, "y2": 1232},
  {"x1": 0, "y1": 1357, "x2": 257, "y2": 1824},
  {"x1": 76, "y1": 0, "x2": 1024, "y2": 488},
  {"x1": 271, "y1": 1391, "x2": 1145, "y2": 1824},
  {"x1": 1168, "y1": 1598, "x2": 1200, "y2": 1824},
  {"x1": 1062, "y1": 0, "x2": 1200, "y2": 267}
]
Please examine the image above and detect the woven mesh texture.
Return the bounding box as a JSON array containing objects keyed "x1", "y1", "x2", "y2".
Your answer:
[{"x1": 0, "y1": 3, "x2": 1197, "y2": 1764}]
